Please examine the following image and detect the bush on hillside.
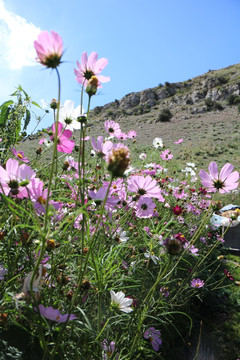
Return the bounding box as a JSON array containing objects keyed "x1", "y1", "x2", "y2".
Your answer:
[
  {"x1": 205, "y1": 98, "x2": 224, "y2": 111},
  {"x1": 157, "y1": 108, "x2": 173, "y2": 122},
  {"x1": 227, "y1": 94, "x2": 240, "y2": 105}
]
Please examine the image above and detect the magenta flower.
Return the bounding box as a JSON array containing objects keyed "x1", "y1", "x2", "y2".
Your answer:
[
  {"x1": 199, "y1": 161, "x2": 239, "y2": 194},
  {"x1": 144, "y1": 327, "x2": 162, "y2": 351},
  {"x1": 34, "y1": 30, "x2": 63, "y2": 68},
  {"x1": 160, "y1": 149, "x2": 173, "y2": 160},
  {"x1": 191, "y1": 278, "x2": 205, "y2": 288},
  {"x1": 224, "y1": 269, "x2": 234, "y2": 281},
  {"x1": 104, "y1": 120, "x2": 122, "y2": 138},
  {"x1": 74, "y1": 52, "x2": 110, "y2": 87},
  {"x1": 11, "y1": 148, "x2": 29, "y2": 163},
  {"x1": 135, "y1": 197, "x2": 155, "y2": 218},
  {"x1": 127, "y1": 175, "x2": 162, "y2": 199},
  {"x1": 50, "y1": 123, "x2": 75, "y2": 153},
  {"x1": 35, "y1": 304, "x2": 77, "y2": 322}
]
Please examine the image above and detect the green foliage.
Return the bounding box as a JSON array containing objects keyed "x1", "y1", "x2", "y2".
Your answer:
[
  {"x1": 227, "y1": 93, "x2": 240, "y2": 105},
  {"x1": 217, "y1": 76, "x2": 229, "y2": 85},
  {"x1": 0, "y1": 86, "x2": 42, "y2": 163},
  {"x1": 204, "y1": 98, "x2": 224, "y2": 111},
  {"x1": 157, "y1": 108, "x2": 173, "y2": 122}
]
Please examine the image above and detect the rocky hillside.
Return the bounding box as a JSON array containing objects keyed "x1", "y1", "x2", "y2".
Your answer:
[
  {"x1": 63, "y1": 62, "x2": 237, "y2": 168},
  {"x1": 22, "y1": 63, "x2": 240, "y2": 169}
]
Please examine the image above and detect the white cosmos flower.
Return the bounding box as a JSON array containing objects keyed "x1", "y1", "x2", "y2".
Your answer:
[
  {"x1": 186, "y1": 162, "x2": 196, "y2": 168},
  {"x1": 153, "y1": 137, "x2": 163, "y2": 149},
  {"x1": 110, "y1": 290, "x2": 133, "y2": 313},
  {"x1": 22, "y1": 265, "x2": 43, "y2": 295},
  {"x1": 144, "y1": 251, "x2": 160, "y2": 265},
  {"x1": 182, "y1": 167, "x2": 196, "y2": 176},
  {"x1": 59, "y1": 100, "x2": 85, "y2": 131},
  {"x1": 118, "y1": 230, "x2": 129, "y2": 243}
]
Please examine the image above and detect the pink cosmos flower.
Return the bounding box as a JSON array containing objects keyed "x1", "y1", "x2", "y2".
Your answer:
[
  {"x1": 34, "y1": 30, "x2": 63, "y2": 68},
  {"x1": 184, "y1": 242, "x2": 199, "y2": 256},
  {"x1": 127, "y1": 175, "x2": 162, "y2": 199},
  {"x1": 135, "y1": 197, "x2": 155, "y2": 218},
  {"x1": 74, "y1": 52, "x2": 110, "y2": 87},
  {"x1": 160, "y1": 149, "x2": 173, "y2": 160},
  {"x1": 104, "y1": 120, "x2": 122, "y2": 137},
  {"x1": 91, "y1": 136, "x2": 113, "y2": 158},
  {"x1": 63, "y1": 156, "x2": 78, "y2": 172},
  {"x1": 174, "y1": 138, "x2": 183, "y2": 144},
  {"x1": 35, "y1": 304, "x2": 77, "y2": 322},
  {"x1": 88, "y1": 186, "x2": 119, "y2": 210},
  {"x1": 11, "y1": 148, "x2": 29, "y2": 163},
  {"x1": 29, "y1": 178, "x2": 48, "y2": 214},
  {"x1": 144, "y1": 327, "x2": 162, "y2": 351},
  {"x1": 173, "y1": 187, "x2": 188, "y2": 199},
  {"x1": 117, "y1": 132, "x2": 128, "y2": 141},
  {"x1": 50, "y1": 122, "x2": 75, "y2": 153},
  {"x1": 199, "y1": 161, "x2": 239, "y2": 194},
  {"x1": 0, "y1": 158, "x2": 36, "y2": 198},
  {"x1": 127, "y1": 130, "x2": 137, "y2": 139},
  {"x1": 29, "y1": 178, "x2": 59, "y2": 215},
  {"x1": 191, "y1": 278, "x2": 204, "y2": 288}
]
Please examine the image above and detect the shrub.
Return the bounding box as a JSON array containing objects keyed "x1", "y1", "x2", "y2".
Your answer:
[
  {"x1": 157, "y1": 108, "x2": 173, "y2": 122},
  {"x1": 205, "y1": 98, "x2": 223, "y2": 111},
  {"x1": 217, "y1": 76, "x2": 229, "y2": 85},
  {"x1": 227, "y1": 94, "x2": 240, "y2": 105}
]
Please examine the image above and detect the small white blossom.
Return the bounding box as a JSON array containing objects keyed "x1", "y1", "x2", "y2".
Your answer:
[
  {"x1": 144, "y1": 251, "x2": 160, "y2": 265},
  {"x1": 153, "y1": 137, "x2": 163, "y2": 149},
  {"x1": 110, "y1": 290, "x2": 133, "y2": 313},
  {"x1": 118, "y1": 230, "x2": 129, "y2": 243}
]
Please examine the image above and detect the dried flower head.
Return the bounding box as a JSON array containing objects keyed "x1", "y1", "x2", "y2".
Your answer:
[{"x1": 107, "y1": 145, "x2": 130, "y2": 177}]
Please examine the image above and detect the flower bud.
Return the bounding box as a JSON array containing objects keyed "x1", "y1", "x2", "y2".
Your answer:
[
  {"x1": 47, "y1": 239, "x2": 55, "y2": 250},
  {"x1": 107, "y1": 146, "x2": 130, "y2": 177},
  {"x1": 50, "y1": 99, "x2": 58, "y2": 110},
  {"x1": 77, "y1": 115, "x2": 87, "y2": 123},
  {"x1": 86, "y1": 76, "x2": 99, "y2": 96}
]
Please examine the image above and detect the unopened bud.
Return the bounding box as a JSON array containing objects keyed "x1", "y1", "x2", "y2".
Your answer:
[
  {"x1": 107, "y1": 146, "x2": 130, "y2": 177},
  {"x1": 47, "y1": 239, "x2": 55, "y2": 250},
  {"x1": 77, "y1": 115, "x2": 87, "y2": 123},
  {"x1": 86, "y1": 76, "x2": 99, "y2": 96},
  {"x1": 50, "y1": 99, "x2": 58, "y2": 110}
]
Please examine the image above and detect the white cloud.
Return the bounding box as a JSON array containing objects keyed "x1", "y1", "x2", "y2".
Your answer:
[{"x1": 0, "y1": 0, "x2": 41, "y2": 69}]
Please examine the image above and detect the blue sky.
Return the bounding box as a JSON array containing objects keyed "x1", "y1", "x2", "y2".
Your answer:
[{"x1": 0, "y1": 0, "x2": 240, "y2": 132}]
